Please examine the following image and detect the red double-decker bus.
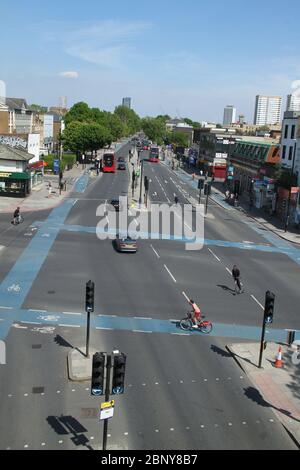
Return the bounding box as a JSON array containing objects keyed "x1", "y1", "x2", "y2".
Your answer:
[
  {"x1": 149, "y1": 147, "x2": 159, "y2": 162},
  {"x1": 102, "y1": 152, "x2": 116, "y2": 173}
]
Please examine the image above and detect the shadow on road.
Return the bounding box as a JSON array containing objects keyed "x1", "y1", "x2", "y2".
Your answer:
[
  {"x1": 46, "y1": 415, "x2": 93, "y2": 450},
  {"x1": 217, "y1": 284, "x2": 236, "y2": 295},
  {"x1": 210, "y1": 344, "x2": 232, "y2": 358}
]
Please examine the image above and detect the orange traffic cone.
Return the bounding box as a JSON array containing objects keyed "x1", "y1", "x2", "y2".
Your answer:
[{"x1": 274, "y1": 346, "x2": 283, "y2": 368}]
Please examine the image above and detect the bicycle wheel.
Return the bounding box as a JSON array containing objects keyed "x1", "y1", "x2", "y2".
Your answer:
[
  {"x1": 199, "y1": 321, "x2": 213, "y2": 334},
  {"x1": 180, "y1": 318, "x2": 193, "y2": 331},
  {"x1": 19, "y1": 216, "x2": 24, "y2": 224}
]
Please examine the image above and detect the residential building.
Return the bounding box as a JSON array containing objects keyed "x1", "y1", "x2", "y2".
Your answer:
[
  {"x1": 173, "y1": 122, "x2": 194, "y2": 146},
  {"x1": 286, "y1": 94, "x2": 300, "y2": 112},
  {"x1": 5, "y1": 98, "x2": 34, "y2": 133},
  {"x1": 166, "y1": 118, "x2": 186, "y2": 131},
  {"x1": 122, "y1": 97, "x2": 131, "y2": 109},
  {"x1": 0, "y1": 133, "x2": 40, "y2": 162},
  {"x1": 254, "y1": 95, "x2": 282, "y2": 126},
  {"x1": 223, "y1": 105, "x2": 236, "y2": 126},
  {"x1": 280, "y1": 110, "x2": 300, "y2": 179}
]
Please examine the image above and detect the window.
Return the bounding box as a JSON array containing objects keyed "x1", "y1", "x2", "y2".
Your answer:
[
  {"x1": 288, "y1": 146, "x2": 294, "y2": 161},
  {"x1": 282, "y1": 146, "x2": 286, "y2": 159},
  {"x1": 291, "y1": 125, "x2": 296, "y2": 139},
  {"x1": 284, "y1": 124, "x2": 288, "y2": 139}
]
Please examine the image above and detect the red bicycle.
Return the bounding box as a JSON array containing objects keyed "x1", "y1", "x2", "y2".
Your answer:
[{"x1": 180, "y1": 311, "x2": 213, "y2": 334}]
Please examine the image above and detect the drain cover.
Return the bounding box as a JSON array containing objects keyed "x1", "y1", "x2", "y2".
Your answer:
[
  {"x1": 32, "y1": 387, "x2": 44, "y2": 394},
  {"x1": 32, "y1": 344, "x2": 42, "y2": 349}
]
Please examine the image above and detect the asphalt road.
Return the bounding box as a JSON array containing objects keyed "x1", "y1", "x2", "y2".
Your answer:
[{"x1": 0, "y1": 141, "x2": 299, "y2": 450}]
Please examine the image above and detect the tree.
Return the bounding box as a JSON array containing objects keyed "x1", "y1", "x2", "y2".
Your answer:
[
  {"x1": 62, "y1": 122, "x2": 112, "y2": 154},
  {"x1": 114, "y1": 105, "x2": 141, "y2": 135},
  {"x1": 30, "y1": 104, "x2": 47, "y2": 113},
  {"x1": 64, "y1": 102, "x2": 92, "y2": 125},
  {"x1": 171, "y1": 131, "x2": 189, "y2": 148},
  {"x1": 141, "y1": 117, "x2": 166, "y2": 144},
  {"x1": 272, "y1": 166, "x2": 298, "y2": 189}
]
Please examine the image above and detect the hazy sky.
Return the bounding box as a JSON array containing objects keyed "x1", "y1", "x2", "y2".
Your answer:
[{"x1": 1, "y1": 0, "x2": 300, "y2": 122}]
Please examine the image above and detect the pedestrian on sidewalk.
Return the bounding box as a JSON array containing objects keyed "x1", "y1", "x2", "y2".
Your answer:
[
  {"x1": 76, "y1": 160, "x2": 79, "y2": 168},
  {"x1": 47, "y1": 181, "x2": 52, "y2": 197}
]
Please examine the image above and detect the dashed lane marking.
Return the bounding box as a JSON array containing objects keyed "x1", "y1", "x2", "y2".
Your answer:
[
  {"x1": 250, "y1": 295, "x2": 264, "y2": 310},
  {"x1": 133, "y1": 330, "x2": 153, "y2": 333},
  {"x1": 134, "y1": 316, "x2": 152, "y2": 320},
  {"x1": 62, "y1": 311, "x2": 82, "y2": 315},
  {"x1": 58, "y1": 324, "x2": 80, "y2": 328},
  {"x1": 96, "y1": 327, "x2": 113, "y2": 330},
  {"x1": 164, "y1": 264, "x2": 177, "y2": 282},
  {"x1": 150, "y1": 244, "x2": 160, "y2": 258},
  {"x1": 208, "y1": 248, "x2": 221, "y2": 262}
]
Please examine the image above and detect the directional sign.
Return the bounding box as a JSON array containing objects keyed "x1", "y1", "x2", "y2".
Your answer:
[{"x1": 100, "y1": 400, "x2": 115, "y2": 420}]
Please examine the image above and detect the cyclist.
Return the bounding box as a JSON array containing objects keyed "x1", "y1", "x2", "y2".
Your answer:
[
  {"x1": 13, "y1": 207, "x2": 21, "y2": 225},
  {"x1": 232, "y1": 265, "x2": 242, "y2": 293},
  {"x1": 189, "y1": 299, "x2": 201, "y2": 328}
]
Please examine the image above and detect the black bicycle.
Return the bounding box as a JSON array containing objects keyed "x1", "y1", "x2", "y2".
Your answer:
[{"x1": 11, "y1": 215, "x2": 24, "y2": 225}]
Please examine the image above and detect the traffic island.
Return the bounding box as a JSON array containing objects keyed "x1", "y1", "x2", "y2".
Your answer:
[{"x1": 67, "y1": 348, "x2": 97, "y2": 381}]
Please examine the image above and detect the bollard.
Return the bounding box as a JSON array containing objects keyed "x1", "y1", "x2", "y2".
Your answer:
[{"x1": 287, "y1": 330, "x2": 295, "y2": 346}]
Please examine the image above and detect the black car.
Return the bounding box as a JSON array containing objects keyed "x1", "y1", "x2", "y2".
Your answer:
[
  {"x1": 118, "y1": 162, "x2": 126, "y2": 170},
  {"x1": 117, "y1": 156, "x2": 125, "y2": 162}
]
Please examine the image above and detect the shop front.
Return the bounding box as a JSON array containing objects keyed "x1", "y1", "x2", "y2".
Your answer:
[{"x1": 0, "y1": 171, "x2": 31, "y2": 197}]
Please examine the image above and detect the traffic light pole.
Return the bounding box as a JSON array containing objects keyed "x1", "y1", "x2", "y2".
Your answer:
[
  {"x1": 258, "y1": 316, "x2": 267, "y2": 369},
  {"x1": 102, "y1": 354, "x2": 112, "y2": 451},
  {"x1": 205, "y1": 188, "x2": 209, "y2": 215},
  {"x1": 198, "y1": 187, "x2": 202, "y2": 204},
  {"x1": 86, "y1": 310, "x2": 91, "y2": 358}
]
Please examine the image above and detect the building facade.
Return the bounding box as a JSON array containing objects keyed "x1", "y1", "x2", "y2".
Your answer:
[
  {"x1": 286, "y1": 94, "x2": 300, "y2": 112},
  {"x1": 280, "y1": 111, "x2": 300, "y2": 183},
  {"x1": 254, "y1": 95, "x2": 282, "y2": 126},
  {"x1": 122, "y1": 97, "x2": 131, "y2": 109},
  {"x1": 0, "y1": 143, "x2": 34, "y2": 196},
  {"x1": 223, "y1": 105, "x2": 236, "y2": 126}
]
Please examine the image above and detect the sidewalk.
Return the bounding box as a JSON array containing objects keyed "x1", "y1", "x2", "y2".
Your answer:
[
  {"x1": 0, "y1": 164, "x2": 89, "y2": 214},
  {"x1": 227, "y1": 341, "x2": 300, "y2": 446},
  {"x1": 166, "y1": 156, "x2": 300, "y2": 246}
]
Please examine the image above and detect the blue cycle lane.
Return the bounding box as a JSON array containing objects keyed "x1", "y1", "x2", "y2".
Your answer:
[{"x1": 0, "y1": 171, "x2": 299, "y2": 343}]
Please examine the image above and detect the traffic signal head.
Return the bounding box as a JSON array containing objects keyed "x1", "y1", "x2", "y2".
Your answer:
[
  {"x1": 264, "y1": 291, "x2": 275, "y2": 324},
  {"x1": 91, "y1": 352, "x2": 105, "y2": 396},
  {"x1": 112, "y1": 353, "x2": 126, "y2": 395},
  {"x1": 198, "y1": 178, "x2": 204, "y2": 190},
  {"x1": 85, "y1": 280, "x2": 94, "y2": 312},
  {"x1": 144, "y1": 176, "x2": 149, "y2": 191},
  {"x1": 204, "y1": 183, "x2": 211, "y2": 195}
]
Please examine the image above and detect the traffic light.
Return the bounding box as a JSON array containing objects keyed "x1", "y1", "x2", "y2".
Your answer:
[
  {"x1": 204, "y1": 183, "x2": 211, "y2": 196},
  {"x1": 112, "y1": 353, "x2": 126, "y2": 395},
  {"x1": 264, "y1": 291, "x2": 275, "y2": 324},
  {"x1": 144, "y1": 176, "x2": 149, "y2": 191},
  {"x1": 198, "y1": 178, "x2": 204, "y2": 190},
  {"x1": 85, "y1": 280, "x2": 94, "y2": 312},
  {"x1": 91, "y1": 352, "x2": 105, "y2": 396}
]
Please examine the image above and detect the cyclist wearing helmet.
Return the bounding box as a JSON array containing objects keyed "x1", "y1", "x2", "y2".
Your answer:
[{"x1": 189, "y1": 299, "x2": 201, "y2": 328}]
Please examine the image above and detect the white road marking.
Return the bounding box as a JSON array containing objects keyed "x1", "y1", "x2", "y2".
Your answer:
[
  {"x1": 29, "y1": 309, "x2": 47, "y2": 312},
  {"x1": 171, "y1": 332, "x2": 190, "y2": 336},
  {"x1": 132, "y1": 330, "x2": 152, "y2": 333},
  {"x1": 226, "y1": 267, "x2": 232, "y2": 275},
  {"x1": 73, "y1": 199, "x2": 78, "y2": 206},
  {"x1": 0, "y1": 306, "x2": 12, "y2": 309},
  {"x1": 133, "y1": 316, "x2": 152, "y2": 320},
  {"x1": 96, "y1": 327, "x2": 113, "y2": 330},
  {"x1": 164, "y1": 264, "x2": 177, "y2": 282},
  {"x1": 12, "y1": 324, "x2": 27, "y2": 329},
  {"x1": 251, "y1": 295, "x2": 264, "y2": 310},
  {"x1": 208, "y1": 248, "x2": 221, "y2": 262},
  {"x1": 21, "y1": 321, "x2": 41, "y2": 325},
  {"x1": 182, "y1": 291, "x2": 190, "y2": 302},
  {"x1": 62, "y1": 311, "x2": 82, "y2": 315},
  {"x1": 98, "y1": 314, "x2": 117, "y2": 317},
  {"x1": 150, "y1": 244, "x2": 160, "y2": 258},
  {"x1": 58, "y1": 324, "x2": 80, "y2": 328}
]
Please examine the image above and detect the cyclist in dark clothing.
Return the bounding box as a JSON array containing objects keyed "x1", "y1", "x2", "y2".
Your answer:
[{"x1": 232, "y1": 265, "x2": 242, "y2": 292}]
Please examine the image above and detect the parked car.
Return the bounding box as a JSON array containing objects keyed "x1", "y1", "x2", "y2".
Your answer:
[{"x1": 114, "y1": 235, "x2": 137, "y2": 253}]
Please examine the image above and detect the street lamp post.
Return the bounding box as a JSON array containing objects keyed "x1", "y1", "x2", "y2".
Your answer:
[{"x1": 284, "y1": 142, "x2": 297, "y2": 232}]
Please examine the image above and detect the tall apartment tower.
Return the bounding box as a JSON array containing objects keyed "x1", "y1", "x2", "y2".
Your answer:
[
  {"x1": 122, "y1": 97, "x2": 131, "y2": 109},
  {"x1": 253, "y1": 95, "x2": 282, "y2": 125},
  {"x1": 286, "y1": 94, "x2": 300, "y2": 112},
  {"x1": 223, "y1": 105, "x2": 236, "y2": 126}
]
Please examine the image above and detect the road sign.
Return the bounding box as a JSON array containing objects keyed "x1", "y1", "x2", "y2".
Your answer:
[
  {"x1": 99, "y1": 400, "x2": 115, "y2": 420},
  {"x1": 53, "y1": 159, "x2": 60, "y2": 174}
]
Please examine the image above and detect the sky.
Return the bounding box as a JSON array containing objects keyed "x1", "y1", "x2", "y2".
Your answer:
[{"x1": 1, "y1": 0, "x2": 300, "y2": 122}]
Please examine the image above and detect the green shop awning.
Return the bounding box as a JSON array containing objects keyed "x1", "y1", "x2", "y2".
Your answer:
[{"x1": 0, "y1": 172, "x2": 30, "y2": 180}]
